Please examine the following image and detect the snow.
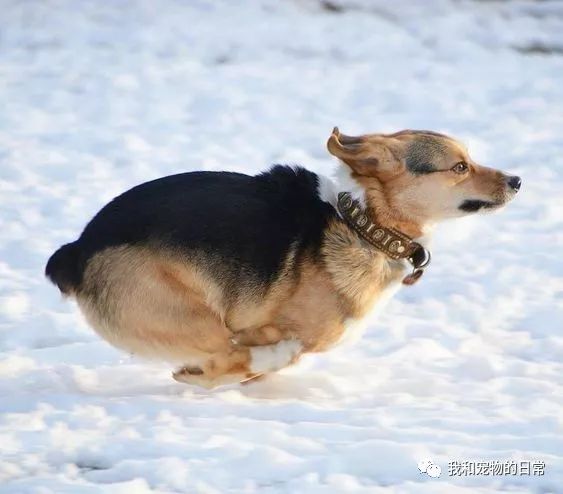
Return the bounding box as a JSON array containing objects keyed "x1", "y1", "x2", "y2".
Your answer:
[{"x1": 1, "y1": 0, "x2": 562, "y2": 492}]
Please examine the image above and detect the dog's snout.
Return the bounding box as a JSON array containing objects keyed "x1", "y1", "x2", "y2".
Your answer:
[{"x1": 507, "y1": 175, "x2": 522, "y2": 192}]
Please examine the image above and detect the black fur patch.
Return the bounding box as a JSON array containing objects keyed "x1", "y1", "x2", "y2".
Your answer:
[
  {"x1": 405, "y1": 135, "x2": 448, "y2": 175},
  {"x1": 459, "y1": 199, "x2": 496, "y2": 212},
  {"x1": 46, "y1": 165, "x2": 337, "y2": 294}
]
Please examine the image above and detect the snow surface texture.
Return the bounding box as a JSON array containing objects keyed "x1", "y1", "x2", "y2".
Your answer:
[{"x1": 1, "y1": 0, "x2": 562, "y2": 492}]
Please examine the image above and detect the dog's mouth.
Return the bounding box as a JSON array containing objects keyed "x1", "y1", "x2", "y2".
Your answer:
[
  {"x1": 458, "y1": 199, "x2": 504, "y2": 213},
  {"x1": 459, "y1": 177, "x2": 521, "y2": 214}
]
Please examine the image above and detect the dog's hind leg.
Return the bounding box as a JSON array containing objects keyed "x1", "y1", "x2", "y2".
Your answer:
[
  {"x1": 173, "y1": 338, "x2": 303, "y2": 389},
  {"x1": 172, "y1": 344, "x2": 254, "y2": 388},
  {"x1": 76, "y1": 247, "x2": 303, "y2": 388}
]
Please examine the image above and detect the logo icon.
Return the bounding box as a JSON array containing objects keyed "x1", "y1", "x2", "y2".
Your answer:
[{"x1": 418, "y1": 458, "x2": 442, "y2": 478}]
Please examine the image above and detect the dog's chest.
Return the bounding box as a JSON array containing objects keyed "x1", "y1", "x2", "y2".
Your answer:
[
  {"x1": 330, "y1": 278, "x2": 403, "y2": 349},
  {"x1": 277, "y1": 263, "x2": 404, "y2": 353}
]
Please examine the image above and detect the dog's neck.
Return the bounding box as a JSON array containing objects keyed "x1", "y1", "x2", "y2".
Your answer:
[
  {"x1": 360, "y1": 183, "x2": 431, "y2": 240},
  {"x1": 319, "y1": 168, "x2": 433, "y2": 285},
  {"x1": 320, "y1": 167, "x2": 433, "y2": 241}
]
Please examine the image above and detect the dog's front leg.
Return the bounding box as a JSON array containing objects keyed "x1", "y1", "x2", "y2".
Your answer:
[{"x1": 230, "y1": 325, "x2": 304, "y2": 373}]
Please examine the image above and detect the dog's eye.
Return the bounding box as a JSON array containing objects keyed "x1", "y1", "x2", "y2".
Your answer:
[{"x1": 452, "y1": 162, "x2": 469, "y2": 174}]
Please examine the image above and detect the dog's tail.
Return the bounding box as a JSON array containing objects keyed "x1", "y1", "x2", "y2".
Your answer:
[{"x1": 45, "y1": 241, "x2": 83, "y2": 295}]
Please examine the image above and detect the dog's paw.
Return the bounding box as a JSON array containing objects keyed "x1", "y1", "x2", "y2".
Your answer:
[
  {"x1": 249, "y1": 339, "x2": 302, "y2": 374},
  {"x1": 172, "y1": 366, "x2": 204, "y2": 383}
]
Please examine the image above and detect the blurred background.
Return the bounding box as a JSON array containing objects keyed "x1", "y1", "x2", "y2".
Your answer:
[{"x1": 0, "y1": 1, "x2": 562, "y2": 493}]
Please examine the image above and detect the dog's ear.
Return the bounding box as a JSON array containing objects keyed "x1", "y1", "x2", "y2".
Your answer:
[{"x1": 327, "y1": 127, "x2": 403, "y2": 176}]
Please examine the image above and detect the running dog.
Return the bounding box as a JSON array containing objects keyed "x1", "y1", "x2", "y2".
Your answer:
[{"x1": 46, "y1": 128, "x2": 521, "y2": 388}]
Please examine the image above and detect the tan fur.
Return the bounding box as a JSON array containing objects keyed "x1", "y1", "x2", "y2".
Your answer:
[
  {"x1": 225, "y1": 242, "x2": 299, "y2": 333},
  {"x1": 70, "y1": 128, "x2": 517, "y2": 388},
  {"x1": 78, "y1": 247, "x2": 229, "y2": 357},
  {"x1": 320, "y1": 218, "x2": 404, "y2": 318}
]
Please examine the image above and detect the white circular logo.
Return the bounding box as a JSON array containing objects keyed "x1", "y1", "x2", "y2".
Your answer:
[{"x1": 418, "y1": 458, "x2": 441, "y2": 478}]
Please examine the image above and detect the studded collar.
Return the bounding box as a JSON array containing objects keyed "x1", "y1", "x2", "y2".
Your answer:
[{"x1": 336, "y1": 192, "x2": 431, "y2": 285}]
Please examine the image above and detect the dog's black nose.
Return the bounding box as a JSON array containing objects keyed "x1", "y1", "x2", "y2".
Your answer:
[{"x1": 507, "y1": 175, "x2": 522, "y2": 192}]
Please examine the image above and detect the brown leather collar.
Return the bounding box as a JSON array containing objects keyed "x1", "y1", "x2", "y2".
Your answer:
[{"x1": 336, "y1": 192, "x2": 431, "y2": 285}]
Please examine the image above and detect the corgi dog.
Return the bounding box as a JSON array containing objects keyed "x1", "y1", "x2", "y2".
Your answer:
[{"x1": 46, "y1": 128, "x2": 521, "y2": 388}]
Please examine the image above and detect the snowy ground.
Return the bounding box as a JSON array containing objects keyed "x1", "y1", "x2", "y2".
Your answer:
[{"x1": 1, "y1": 0, "x2": 563, "y2": 492}]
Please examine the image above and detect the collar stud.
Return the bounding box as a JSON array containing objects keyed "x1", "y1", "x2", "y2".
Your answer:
[{"x1": 336, "y1": 192, "x2": 431, "y2": 285}]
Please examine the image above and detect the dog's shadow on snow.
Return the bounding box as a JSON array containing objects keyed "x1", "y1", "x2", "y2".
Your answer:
[
  {"x1": 20, "y1": 354, "x2": 344, "y2": 401},
  {"x1": 73, "y1": 371, "x2": 341, "y2": 401},
  {"x1": 93, "y1": 371, "x2": 341, "y2": 401},
  {"x1": 234, "y1": 371, "x2": 343, "y2": 401},
  {"x1": 48, "y1": 367, "x2": 341, "y2": 402}
]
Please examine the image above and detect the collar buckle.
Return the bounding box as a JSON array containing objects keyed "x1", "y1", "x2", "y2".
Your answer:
[{"x1": 403, "y1": 245, "x2": 431, "y2": 285}]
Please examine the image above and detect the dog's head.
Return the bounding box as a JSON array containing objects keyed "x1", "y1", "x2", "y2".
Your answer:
[{"x1": 327, "y1": 128, "x2": 520, "y2": 227}]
